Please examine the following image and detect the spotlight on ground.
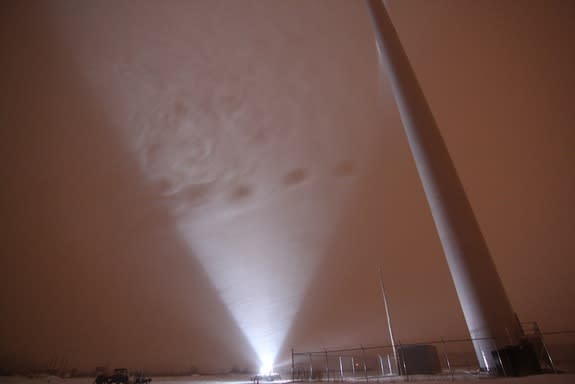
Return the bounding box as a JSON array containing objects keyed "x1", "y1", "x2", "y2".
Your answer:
[
  {"x1": 259, "y1": 358, "x2": 273, "y2": 376},
  {"x1": 255, "y1": 355, "x2": 282, "y2": 381}
]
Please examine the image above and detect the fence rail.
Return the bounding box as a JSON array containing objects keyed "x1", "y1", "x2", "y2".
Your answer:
[{"x1": 290, "y1": 328, "x2": 575, "y2": 382}]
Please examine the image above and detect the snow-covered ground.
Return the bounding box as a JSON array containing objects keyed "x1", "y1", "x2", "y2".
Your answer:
[{"x1": 1, "y1": 374, "x2": 575, "y2": 384}]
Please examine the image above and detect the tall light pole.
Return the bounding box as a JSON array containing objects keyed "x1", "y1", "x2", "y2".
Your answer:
[{"x1": 364, "y1": 0, "x2": 523, "y2": 372}]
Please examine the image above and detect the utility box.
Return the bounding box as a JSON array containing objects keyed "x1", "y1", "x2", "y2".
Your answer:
[
  {"x1": 492, "y1": 342, "x2": 541, "y2": 377},
  {"x1": 398, "y1": 344, "x2": 442, "y2": 375}
]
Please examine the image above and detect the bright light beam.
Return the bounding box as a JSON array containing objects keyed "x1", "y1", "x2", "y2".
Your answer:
[
  {"x1": 100, "y1": 0, "x2": 381, "y2": 370},
  {"x1": 178, "y1": 188, "x2": 343, "y2": 370},
  {"x1": 259, "y1": 355, "x2": 274, "y2": 375}
]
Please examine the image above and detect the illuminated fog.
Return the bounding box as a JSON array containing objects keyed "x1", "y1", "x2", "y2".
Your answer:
[{"x1": 1, "y1": 0, "x2": 574, "y2": 374}]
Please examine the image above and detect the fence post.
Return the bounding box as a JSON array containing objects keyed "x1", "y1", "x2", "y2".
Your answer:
[
  {"x1": 542, "y1": 340, "x2": 558, "y2": 374},
  {"x1": 325, "y1": 350, "x2": 329, "y2": 382},
  {"x1": 291, "y1": 349, "x2": 295, "y2": 383},
  {"x1": 398, "y1": 340, "x2": 408, "y2": 381},
  {"x1": 492, "y1": 338, "x2": 507, "y2": 377},
  {"x1": 535, "y1": 326, "x2": 557, "y2": 374},
  {"x1": 361, "y1": 345, "x2": 368, "y2": 382},
  {"x1": 339, "y1": 356, "x2": 344, "y2": 380},
  {"x1": 441, "y1": 338, "x2": 453, "y2": 381},
  {"x1": 378, "y1": 354, "x2": 384, "y2": 377},
  {"x1": 309, "y1": 353, "x2": 313, "y2": 381}
]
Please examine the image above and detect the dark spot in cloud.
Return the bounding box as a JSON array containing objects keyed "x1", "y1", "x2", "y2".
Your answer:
[
  {"x1": 177, "y1": 183, "x2": 212, "y2": 205},
  {"x1": 334, "y1": 160, "x2": 355, "y2": 178},
  {"x1": 154, "y1": 177, "x2": 176, "y2": 196},
  {"x1": 174, "y1": 100, "x2": 188, "y2": 117},
  {"x1": 230, "y1": 185, "x2": 252, "y2": 200},
  {"x1": 284, "y1": 168, "x2": 308, "y2": 186}
]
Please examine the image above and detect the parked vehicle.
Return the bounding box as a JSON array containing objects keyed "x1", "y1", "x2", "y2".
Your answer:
[
  {"x1": 94, "y1": 373, "x2": 108, "y2": 384},
  {"x1": 133, "y1": 370, "x2": 152, "y2": 384},
  {"x1": 108, "y1": 368, "x2": 130, "y2": 384},
  {"x1": 94, "y1": 368, "x2": 152, "y2": 384}
]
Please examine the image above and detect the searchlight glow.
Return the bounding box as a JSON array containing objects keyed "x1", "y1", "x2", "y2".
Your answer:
[
  {"x1": 259, "y1": 356, "x2": 274, "y2": 375},
  {"x1": 258, "y1": 355, "x2": 281, "y2": 381}
]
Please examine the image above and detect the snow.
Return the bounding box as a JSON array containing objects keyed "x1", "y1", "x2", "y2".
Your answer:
[{"x1": 1, "y1": 375, "x2": 575, "y2": 384}]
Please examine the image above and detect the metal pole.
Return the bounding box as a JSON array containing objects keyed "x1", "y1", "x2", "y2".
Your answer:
[
  {"x1": 378, "y1": 354, "x2": 385, "y2": 376},
  {"x1": 361, "y1": 345, "x2": 368, "y2": 382},
  {"x1": 325, "y1": 350, "x2": 330, "y2": 382},
  {"x1": 398, "y1": 340, "x2": 407, "y2": 379},
  {"x1": 542, "y1": 341, "x2": 557, "y2": 374},
  {"x1": 292, "y1": 349, "x2": 295, "y2": 383},
  {"x1": 493, "y1": 340, "x2": 507, "y2": 377},
  {"x1": 309, "y1": 353, "x2": 313, "y2": 381},
  {"x1": 352, "y1": 357, "x2": 356, "y2": 376},
  {"x1": 535, "y1": 324, "x2": 557, "y2": 374},
  {"x1": 339, "y1": 356, "x2": 344, "y2": 379},
  {"x1": 364, "y1": 0, "x2": 523, "y2": 372},
  {"x1": 378, "y1": 267, "x2": 398, "y2": 372},
  {"x1": 441, "y1": 338, "x2": 454, "y2": 381}
]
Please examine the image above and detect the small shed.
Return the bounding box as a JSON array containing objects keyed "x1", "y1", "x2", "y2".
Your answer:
[{"x1": 397, "y1": 344, "x2": 442, "y2": 375}]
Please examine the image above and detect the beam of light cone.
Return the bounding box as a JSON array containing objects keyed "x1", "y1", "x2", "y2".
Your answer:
[{"x1": 47, "y1": 0, "x2": 383, "y2": 369}]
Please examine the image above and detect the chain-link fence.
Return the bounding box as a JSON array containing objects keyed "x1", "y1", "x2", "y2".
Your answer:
[{"x1": 290, "y1": 327, "x2": 575, "y2": 382}]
